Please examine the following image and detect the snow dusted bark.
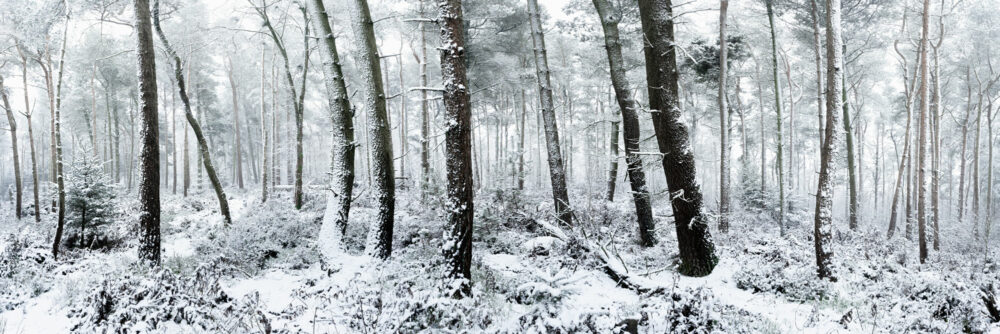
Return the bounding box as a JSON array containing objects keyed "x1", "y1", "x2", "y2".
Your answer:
[
  {"x1": 153, "y1": 0, "x2": 232, "y2": 226},
  {"x1": 527, "y1": 0, "x2": 573, "y2": 226},
  {"x1": 593, "y1": 0, "x2": 656, "y2": 246},
  {"x1": 418, "y1": 0, "x2": 432, "y2": 197},
  {"x1": 349, "y1": 0, "x2": 396, "y2": 259},
  {"x1": 765, "y1": 0, "x2": 786, "y2": 235},
  {"x1": 51, "y1": 16, "x2": 69, "y2": 260},
  {"x1": 958, "y1": 69, "x2": 972, "y2": 224},
  {"x1": 225, "y1": 60, "x2": 245, "y2": 190},
  {"x1": 0, "y1": 74, "x2": 22, "y2": 220},
  {"x1": 307, "y1": 0, "x2": 356, "y2": 256},
  {"x1": 436, "y1": 0, "x2": 474, "y2": 297},
  {"x1": 814, "y1": 0, "x2": 842, "y2": 280},
  {"x1": 916, "y1": 0, "x2": 930, "y2": 264},
  {"x1": 17, "y1": 49, "x2": 42, "y2": 223},
  {"x1": 638, "y1": 0, "x2": 717, "y2": 276},
  {"x1": 134, "y1": 0, "x2": 161, "y2": 265},
  {"x1": 810, "y1": 0, "x2": 825, "y2": 155},
  {"x1": 717, "y1": 0, "x2": 731, "y2": 234}
]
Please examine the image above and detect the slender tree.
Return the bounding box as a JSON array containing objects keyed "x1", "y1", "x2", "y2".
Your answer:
[
  {"x1": 765, "y1": 0, "x2": 785, "y2": 234},
  {"x1": 593, "y1": 0, "x2": 657, "y2": 246},
  {"x1": 0, "y1": 73, "x2": 22, "y2": 220},
  {"x1": 915, "y1": 0, "x2": 930, "y2": 264},
  {"x1": 638, "y1": 0, "x2": 717, "y2": 276},
  {"x1": 51, "y1": 12, "x2": 69, "y2": 260},
  {"x1": 152, "y1": 0, "x2": 232, "y2": 225},
  {"x1": 814, "y1": 0, "x2": 842, "y2": 280},
  {"x1": 527, "y1": 0, "x2": 573, "y2": 225},
  {"x1": 718, "y1": 0, "x2": 731, "y2": 233}
]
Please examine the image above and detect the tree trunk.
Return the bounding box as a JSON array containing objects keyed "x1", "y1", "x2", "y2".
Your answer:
[
  {"x1": 518, "y1": 89, "x2": 526, "y2": 190},
  {"x1": 260, "y1": 46, "x2": 269, "y2": 203},
  {"x1": 840, "y1": 48, "x2": 859, "y2": 231},
  {"x1": 766, "y1": 0, "x2": 785, "y2": 234},
  {"x1": 527, "y1": 0, "x2": 573, "y2": 225},
  {"x1": 418, "y1": 0, "x2": 431, "y2": 197},
  {"x1": 0, "y1": 74, "x2": 22, "y2": 220},
  {"x1": 915, "y1": 0, "x2": 931, "y2": 264},
  {"x1": 638, "y1": 0, "x2": 716, "y2": 276},
  {"x1": 308, "y1": 0, "x2": 356, "y2": 255},
  {"x1": 814, "y1": 0, "x2": 842, "y2": 281},
  {"x1": 436, "y1": 0, "x2": 475, "y2": 297},
  {"x1": 605, "y1": 113, "x2": 619, "y2": 202},
  {"x1": 153, "y1": 0, "x2": 232, "y2": 226},
  {"x1": 593, "y1": 0, "x2": 657, "y2": 246},
  {"x1": 810, "y1": 0, "x2": 825, "y2": 153},
  {"x1": 134, "y1": 0, "x2": 161, "y2": 265},
  {"x1": 958, "y1": 68, "x2": 972, "y2": 223},
  {"x1": 50, "y1": 18, "x2": 69, "y2": 260},
  {"x1": 718, "y1": 0, "x2": 731, "y2": 233},
  {"x1": 349, "y1": 0, "x2": 396, "y2": 259},
  {"x1": 226, "y1": 60, "x2": 244, "y2": 190}
]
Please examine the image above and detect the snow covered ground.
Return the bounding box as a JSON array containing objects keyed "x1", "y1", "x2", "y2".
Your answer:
[{"x1": 0, "y1": 188, "x2": 998, "y2": 333}]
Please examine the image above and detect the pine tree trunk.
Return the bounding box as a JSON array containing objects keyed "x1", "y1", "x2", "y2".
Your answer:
[
  {"x1": 153, "y1": 0, "x2": 232, "y2": 226},
  {"x1": 436, "y1": 0, "x2": 475, "y2": 297},
  {"x1": 50, "y1": 19, "x2": 69, "y2": 260},
  {"x1": 638, "y1": 0, "x2": 716, "y2": 276},
  {"x1": 308, "y1": 0, "x2": 356, "y2": 254},
  {"x1": 134, "y1": 0, "x2": 161, "y2": 265},
  {"x1": 527, "y1": 0, "x2": 573, "y2": 225},
  {"x1": 810, "y1": 0, "x2": 825, "y2": 153},
  {"x1": 717, "y1": 0, "x2": 731, "y2": 233},
  {"x1": 841, "y1": 46, "x2": 859, "y2": 231},
  {"x1": 260, "y1": 46, "x2": 269, "y2": 203},
  {"x1": 814, "y1": 0, "x2": 842, "y2": 281},
  {"x1": 593, "y1": 0, "x2": 657, "y2": 246},
  {"x1": 226, "y1": 60, "x2": 244, "y2": 190},
  {"x1": 606, "y1": 114, "x2": 619, "y2": 202},
  {"x1": 0, "y1": 75, "x2": 22, "y2": 220},
  {"x1": 419, "y1": 0, "x2": 431, "y2": 197},
  {"x1": 958, "y1": 69, "x2": 971, "y2": 223},
  {"x1": 766, "y1": 0, "x2": 786, "y2": 234},
  {"x1": 518, "y1": 89, "x2": 526, "y2": 190},
  {"x1": 915, "y1": 0, "x2": 931, "y2": 263},
  {"x1": 350, "y1": 0, "x2": 396, "y2": 259}
]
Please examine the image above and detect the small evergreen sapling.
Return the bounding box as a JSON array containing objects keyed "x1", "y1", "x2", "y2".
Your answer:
[{"x1": 65, "y1": 152, "x2": 117, "y2": 249}]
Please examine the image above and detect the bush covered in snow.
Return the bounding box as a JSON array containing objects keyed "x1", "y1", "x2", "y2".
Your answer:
[
  {"x1": 733, "y1": 237, "x2": 832, "y2": 302},
  {"x1": 0, "y1": 233, "x2": 52, "y2": 310},
  {"x1": 68, "y1": 264, "x2": 266, "y2": 333},
  {"x1": 196, "y1": 199, "x2": 322, "y2": 275}
]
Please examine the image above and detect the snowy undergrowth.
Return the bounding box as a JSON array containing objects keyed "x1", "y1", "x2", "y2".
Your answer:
[{"x1": 0, "y1": 187, "x2": 999, "y2": 333}]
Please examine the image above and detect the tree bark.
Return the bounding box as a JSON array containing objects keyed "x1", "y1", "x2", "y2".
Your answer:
[
  {"x1": 153, "y1": 0, "x2": 232, "y2": 226},
  {"x1": 593, "y1": 0, "x2": 657, "y2": 246},
  {"x1": 134, "y1": 0, "x2": 161, "y2": 265},
  {"x1": 810, "y1": 0, "x2": 825, "y2": 153},
  {"x1": 307, "y1": 0, "x2": 356, "y2": 254},
  {"x1": 915, "y1": 0, "x2": 930, "y2": 264},
  {"x1": 50, "y1": 17, "x2": 69, "y2": 260},
  {"x1": 638, "y1": 0, "x2": 717, "y2": 276},
  {"x1": 718, "y1": 0, "x2": 731, "y2": 233},
  {"x1": 226, "y1": 59, "x2": 244, "y2": 190},
  {"x1": 814, "y1": 0, "x2": 842, "y2": 280},
  {"x1": 260, "y1": 46, "x2": 269, "y2": 203},
  {"x1": 0, "y1": 74, "x2": 22, "y2": 220},
  {"x1": 766, "y1": 0, "x2": 785, "y2": 234},
  {"x1": 436, "y1": 0, "x2": 475, "y2": 297},
  {"x1": 349, "y1": 0, "x2": 396, "y2": 259},
  {"x1": 527, "y1": 0, "x2": 573, "y2": 225}
]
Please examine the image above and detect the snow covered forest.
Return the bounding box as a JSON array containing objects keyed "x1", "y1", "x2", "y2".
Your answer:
[{"x1": 1, "y1": 0, "x2": 1000, "y2": 332}]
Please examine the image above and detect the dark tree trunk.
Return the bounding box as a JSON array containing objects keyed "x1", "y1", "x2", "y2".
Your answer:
[
  {"x1": 638, "y1": 0, "x2": 716, "y2": 276},
  {"x1": 350, "y1": 0, "x2": 396, "y2": 259},
  {"x1": 814, "y1": 0, "x2": 842, "y2": 280},
  {"x1": 593, "y1": 0, "x2": 656, "y2": 246},
  {"x1": 135, "y1": 0, "x2": 161, "y2": 265},
  {"x1": 153, "y1": 0, "x2": 232, "y2": 225},
  {"x1": 527, "y1": 0, "x2": 573, "y2": 225},
  {"x1": 436, "y1": 0, "x2": 475, "y2": 297},
  {"x1": 308, "y1": 0, "x2": 356, "y2": 252}
]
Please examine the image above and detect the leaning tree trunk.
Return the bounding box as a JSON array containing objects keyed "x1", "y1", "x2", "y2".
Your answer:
[
  {"x1": 527, "y1": 0, "x2": 573, "y2": 225},
  {"x1": 0, "y1": 75, "x2": 22, "y2": 220},
  {"x1": 134, "y1": 0, "x2": 161, "y2": 265},
  {"x1": 153, "y1": 0, "x2": 232, "y2": 226},
  {"x1": 436, "y1": 0, "x2": 475, "y2": 297},
  {"x1": 814, "y1": 0, "x2": 843, "y2": 281},
  {"x1": 915, "y1": 0, "x2": 930, "y2": 264},
  {"x1": 307, "y1": 0, "x2": 356, "y2": 255},
  {"x1": 593, "y1": 0, "x2": 657, "y2": 246},
  {"x1": 765, "y1": 0, "x2": 786, "y2": 235},
  {"x1": 638, "y1": 0, "x2": 717, "y2": 276},
  {"x1": 349, "y1": 0, "x2": 396, "y2": 259}
]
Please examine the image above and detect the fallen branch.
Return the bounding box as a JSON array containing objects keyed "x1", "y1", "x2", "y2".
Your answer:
[{"x1": 529, "y1": 218, "x2": 662, "y2": 294}]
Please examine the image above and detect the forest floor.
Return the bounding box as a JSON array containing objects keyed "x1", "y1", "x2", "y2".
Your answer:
[{"x1": 0, "y1": 186, "x2": 999, "y2": 333}]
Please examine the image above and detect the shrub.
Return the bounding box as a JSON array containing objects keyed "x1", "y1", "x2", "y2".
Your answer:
[{"x1": 63, "y1": 153, "x2": 120, "y2": 250}]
